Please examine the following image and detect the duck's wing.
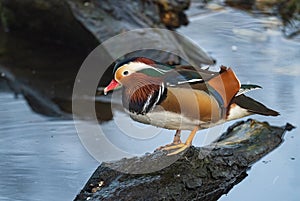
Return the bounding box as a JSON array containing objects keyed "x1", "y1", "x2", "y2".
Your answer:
[
  {"x1": 163, "y1": 65, "x2": 217, "y2": 87},
  {"x1": 207, "y1": 66, "x2": 241, "y2": 107},
  {"x1": 164, "y1": 66, "x2": 241, "y2": 108}
]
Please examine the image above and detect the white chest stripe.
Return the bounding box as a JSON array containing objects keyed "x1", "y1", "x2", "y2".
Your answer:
[
  {"x1": 142, "y1": 93, "x2": 153, "y2": 114},
  {"x1": 141, "y1": 82, "x2": 165, "y2": 114},
  {"x1": 152, "y1": 83, "x2": 164, "y2": 108}
]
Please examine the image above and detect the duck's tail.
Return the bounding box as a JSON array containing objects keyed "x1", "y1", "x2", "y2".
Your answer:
[{"x1": 226, "y1": 93, "x2": 279, "y2": 121}]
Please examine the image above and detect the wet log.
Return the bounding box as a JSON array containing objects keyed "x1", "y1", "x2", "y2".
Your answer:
[
  {"x1": 0, "y1": 0, "x2": 216, "y2": 121},
  {"x1": 0, "y1": 0, "x2": 215, "y2": 65},
  {"x1": 74, "y1": 119, "x2": 294, "y2": 201}
]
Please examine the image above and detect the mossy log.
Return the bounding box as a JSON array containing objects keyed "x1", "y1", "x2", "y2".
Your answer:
[{"x1": 74, "y1": 119, "x2": 294, "y2": 201}]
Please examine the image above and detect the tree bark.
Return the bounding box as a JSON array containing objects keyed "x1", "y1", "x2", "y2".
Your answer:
[{"x1": 74, "y1": 119, "x2": 294, "y2": 201}]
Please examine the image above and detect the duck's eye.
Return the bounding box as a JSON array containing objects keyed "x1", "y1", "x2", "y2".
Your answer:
[{"x1": 123, "y1": 70, "x2": 129, "y2": 76}]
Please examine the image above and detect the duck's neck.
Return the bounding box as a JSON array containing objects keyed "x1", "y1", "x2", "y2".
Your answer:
[{"x1": 122, "y1": 73, "x2": 167, "y2": 114}]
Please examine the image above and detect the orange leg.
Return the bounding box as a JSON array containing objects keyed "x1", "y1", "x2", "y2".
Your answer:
[
  {"x1": 162, "y1": 126, "x2": 199, "y2": 155},
  {"x1": 156, "y1": 130, "x2": 182, "y2": 150},
  {"x1": 172, "y1": 130, "x2": 182, "y2": 144}
]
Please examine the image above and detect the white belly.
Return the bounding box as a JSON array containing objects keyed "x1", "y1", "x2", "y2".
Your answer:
[{"x1": 129, "y1": 110, "x2": 217, "y2": 131}]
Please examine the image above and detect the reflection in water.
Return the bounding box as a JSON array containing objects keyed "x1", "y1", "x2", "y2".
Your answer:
[
  {"x1": 0, "y1": 93, "x2": 98, "y2": 201},
  {"x1": 0, "y1": 6, "x2": 299, "y2": 201}
]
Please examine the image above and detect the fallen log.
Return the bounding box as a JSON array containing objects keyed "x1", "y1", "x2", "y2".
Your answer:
[
  {"x1": 0, "y1": 0, "x2": 215, "y2": 66},
  {"x1": 0, "y1": 0, "x2": 215, "y2": 119},
  {"x1": 74, "y1": 119, "x2": 294, "y2": 201}
]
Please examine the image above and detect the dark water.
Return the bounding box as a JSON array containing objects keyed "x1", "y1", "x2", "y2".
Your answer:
[{"x1": 0, "y1": 6, "x2": 299, "y2": 201}]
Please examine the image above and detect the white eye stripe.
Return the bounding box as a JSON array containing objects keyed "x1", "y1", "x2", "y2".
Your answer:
[
  {"x1": 126, "y1": 62, "x2": 151, "y2": 71},
  {"x1": 125, "y1": 62, "x2": 170, "y2": 74}
]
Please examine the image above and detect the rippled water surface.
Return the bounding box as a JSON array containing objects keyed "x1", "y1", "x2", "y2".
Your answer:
[
  {"x1": 178, "y1": 8, "x2": 300, "y2": 201},
  {"x1": 0, "y1": 7, "x2": 299, "y2": 201},
  {"x1": 0, "y1": 93, "x2": 98, "y2": 201}
]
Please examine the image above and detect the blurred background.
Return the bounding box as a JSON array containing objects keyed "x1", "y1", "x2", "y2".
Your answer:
[{"x1": 0, "y1": 0, "x2": 299, "y2": 200}]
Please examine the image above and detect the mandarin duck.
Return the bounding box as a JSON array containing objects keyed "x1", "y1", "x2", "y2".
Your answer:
[{"x1": 104, "y1": 57, "x2": 279, "y2": 155}]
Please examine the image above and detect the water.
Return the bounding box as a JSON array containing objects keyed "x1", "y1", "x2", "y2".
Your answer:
[
  {"x1": 0, "y1": 6, "x2": 300, "y2": 201},
  {"x1": 0, "y1": 93, "x2": 98, "y2": 201},
  {"x1": 179, "y1": 8, "x2": 300, "y2": 201}
]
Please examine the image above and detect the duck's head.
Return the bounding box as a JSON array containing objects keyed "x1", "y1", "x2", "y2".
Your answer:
[{"x1": 104, "y1": 57, "x2": 168, "y2": 95}]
